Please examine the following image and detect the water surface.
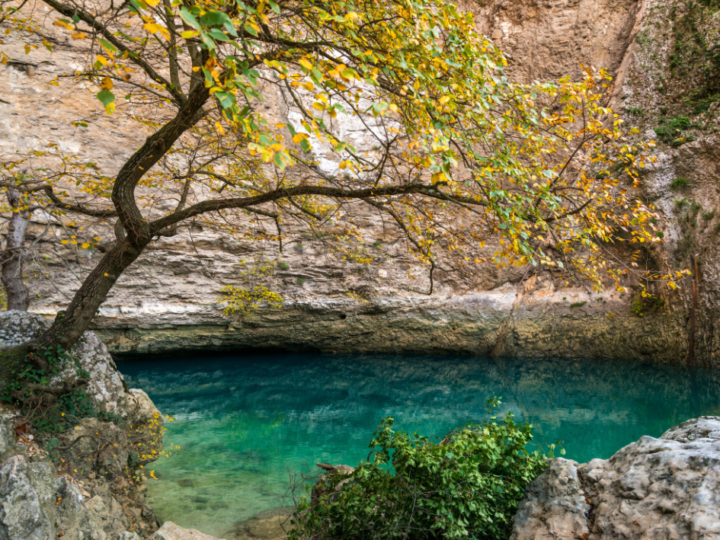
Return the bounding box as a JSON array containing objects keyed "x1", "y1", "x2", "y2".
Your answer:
[{"x1": 120, "y1": 353, "x2": 720, "y2": 538}]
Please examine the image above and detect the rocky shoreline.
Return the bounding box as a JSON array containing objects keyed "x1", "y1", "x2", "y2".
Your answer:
[{"x1": 511, "y1": 416, "x2": 720, "y2": 539}]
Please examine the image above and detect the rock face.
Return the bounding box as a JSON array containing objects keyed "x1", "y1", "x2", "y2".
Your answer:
[
  {"x1": 510, "y1": 416, "x2": 720, "y2": 539},
  {"x1": 0, "y1": 415, "x2": 135, "y2": 540},
  {"x1": 0, "y1": 0, "x2": 707, "y2": 363}
]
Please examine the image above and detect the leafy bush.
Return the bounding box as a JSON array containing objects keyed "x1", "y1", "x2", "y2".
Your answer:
[{"x1": 290, "y1": 400, "x2": 554, "y2": 540}]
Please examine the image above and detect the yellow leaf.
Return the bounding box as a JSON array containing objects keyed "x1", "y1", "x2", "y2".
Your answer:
[
  {"x1": 53, "y1": 20, "x2": 74, "y2": 31},
  {"x1": 144, "y1": 23, "x2": 170, "y2": 40},
  {"x1": 81, "y1": 243, "x2": 90, "y2": 249},
  {"x1": 71, "y1": 32, "x2": 87, "y2": 39},
  {"x1": 100, "y1": 77, "x2": 113, "y2": 91},
  {"x1": 299, "y1": 58, "x2": 313, "y2": 71},
  {"x1": 60, "y1": 240, "x2": 69, "y2": 245},
  {"x1": 292, "y1": 133, "x2": 308, "y2": 144},
  {"x1": 181, "y1": 30, "x2": 199, "y2": 39},
  {"x1": 431, "y1": 172, "x2": 447, "y2": 184},
  {"x1": 215, "y1": 121, "x2": 225, "y2": 135}
]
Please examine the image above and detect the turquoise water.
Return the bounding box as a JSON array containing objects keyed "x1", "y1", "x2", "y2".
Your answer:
[{"x1": 120, "y1": 353, "x2": 720, "y2": 538}]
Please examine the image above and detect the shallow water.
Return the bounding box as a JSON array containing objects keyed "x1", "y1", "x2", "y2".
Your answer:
[{"x1": 120, "y1": 353, "x2": 720, "y2": 538}]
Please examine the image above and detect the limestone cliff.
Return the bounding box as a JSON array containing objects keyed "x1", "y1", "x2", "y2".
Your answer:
[{"x1": 1, "y1": 0, "x2": 717, "y2": 362}]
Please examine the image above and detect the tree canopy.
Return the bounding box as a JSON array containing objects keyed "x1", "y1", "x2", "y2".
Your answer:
[{"x1": 0, "y1": 0, "x2": 682, "y2": 376}]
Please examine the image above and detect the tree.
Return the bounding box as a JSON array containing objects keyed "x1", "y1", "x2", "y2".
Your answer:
[
  {"x1": 0, "y1": 0, "x2": 673, "y2": 386},
  {"x1": 0, "y1": 153, "x2": 118, "y2": 313}
]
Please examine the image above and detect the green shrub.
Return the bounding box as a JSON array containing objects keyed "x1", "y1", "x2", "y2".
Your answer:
[
  {"x1": 279, "y1": 262, "x2": 290, "y2": 271},
  {"x1": 670, "y1": 177, "x2": 691, "y2": 189},
  {"x1": 654, "y1": 117, "x2": 695, "y2": 146},
  {"x1": 290, "y1": 400, "x2": 554, "y2": 540},
  {"x1": 624, "y1": 107, "x2": 645, "y2": 116}
]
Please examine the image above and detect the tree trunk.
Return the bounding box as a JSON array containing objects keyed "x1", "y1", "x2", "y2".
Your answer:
[
  {"x1": 0, "y1": 237, "x2": 149, "y2": 391},
  {"x1": 36, "y1": 238, "x2": 149, "y2": 350},
  {"x1": 1, "y1": 188, "x2": 30, "y2": 311}
]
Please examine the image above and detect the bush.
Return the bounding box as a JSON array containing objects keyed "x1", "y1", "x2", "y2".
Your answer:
[
  {"x1": 670, "y1": 177, "x2": 691, "y2": 189},
  {"x1": 290, "y1": 400, "x2": 554, "y2": 540},
  {"x1": 654, "y1": 116, "x2": 695, "y2": 146}
]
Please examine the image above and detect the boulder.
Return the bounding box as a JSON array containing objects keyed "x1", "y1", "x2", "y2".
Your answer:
[
  {"x1": 510, "y1": 416, "x2": 720, "y2": 540},
  {"x1": 510, "y1": 458, "x2": 590, "y2": 540},
  {"x1": 0, "y1": 310, "x2": 50, "y2": 349},
  {"x1": 149, "y1": 521, "x2": 224, "y2": 540},
  {"x1": 0, "y1": 453, "x2": 109, "y2": 540}
]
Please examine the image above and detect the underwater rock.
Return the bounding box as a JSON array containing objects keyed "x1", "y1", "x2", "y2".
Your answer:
[
  {"x1": 149, "y1": 521, "x2": 224, "y2": 540},
  {"x1": 511, "y1": 416, "x2": 720, "y2": 539},
  {"x1": 225, "y1": 507, "x2": 293, "y2": 540}
]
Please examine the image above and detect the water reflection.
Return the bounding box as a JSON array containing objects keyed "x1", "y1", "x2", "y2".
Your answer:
[{"x1": 120, "y1": 353, "x2": 720, "y2": 538}]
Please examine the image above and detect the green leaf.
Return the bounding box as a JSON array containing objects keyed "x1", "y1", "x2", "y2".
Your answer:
[
  {"x1": 97, "y1": 38, "x2": 118, "y2": 54},
  {"x1": 179, "y1": 7, "x2": 200, "y2": 30},
  {"x1": 96, "y1": 89, "x2": 115, "y2": 107},
  {"x1": 200, "y1": 10, "x2": 233, "y2": 27}
]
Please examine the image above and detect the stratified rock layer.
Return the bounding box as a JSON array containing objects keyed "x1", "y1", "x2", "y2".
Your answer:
[{"x1": 511, "y1": 416, "x2": 720, "y2": 539}]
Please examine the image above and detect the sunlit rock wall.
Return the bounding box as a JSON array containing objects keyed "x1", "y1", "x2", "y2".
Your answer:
[{"x1": 1, "y1": 0, "x2": 709, "y2": 362}]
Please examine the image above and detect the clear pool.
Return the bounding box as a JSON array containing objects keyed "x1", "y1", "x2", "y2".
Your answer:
[{"x1": 120, "y1": 353, "x2": 720, "y2": 538}]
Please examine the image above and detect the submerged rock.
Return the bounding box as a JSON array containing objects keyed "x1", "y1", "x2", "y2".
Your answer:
[
  {"x1": 225, "y1": 507, "x2": 293, "y2": 540},
  {"x1": 511, "y1": 416, "x2": 720, "y2": 539},
  {"x1": 149, "y1": 521, "x2": 224, "y2": 540}
]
